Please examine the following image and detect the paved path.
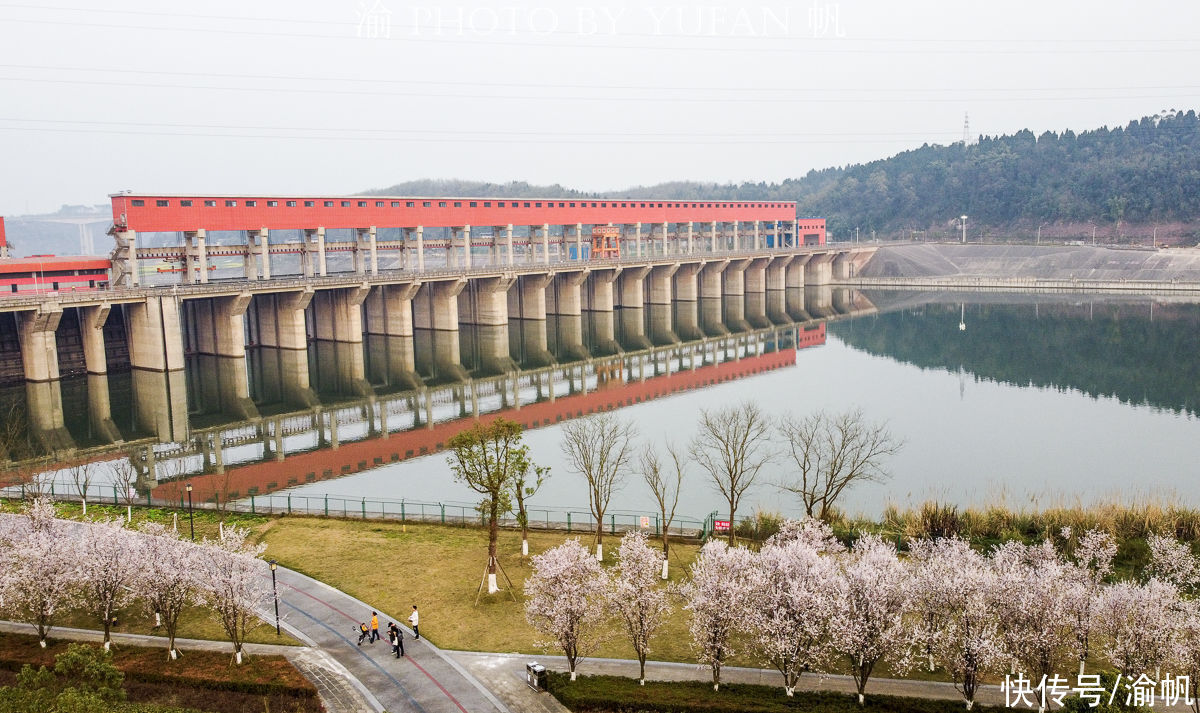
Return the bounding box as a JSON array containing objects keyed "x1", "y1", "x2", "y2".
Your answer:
[
  {"x1": 268, "y1": 565, "x2": 510, "y2": 713},
  {"x1": 449, "y1": 652, "x2": 1195, "y2": 712}
]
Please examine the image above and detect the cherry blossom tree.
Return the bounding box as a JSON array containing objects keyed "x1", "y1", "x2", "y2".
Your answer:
[
  {"x1": 830, "y1": 534, "x2": 912, "y2": 705},
  {"x1": 610, "y1": 531, "x2": 672, "y2": 685},
  {"x1": 196, "y1": 526, "x2": 270, "y2": 665},
  {"x1": 1147, "y1": 533, "x2": 1200, "y2": 592},
  {"x1": 0, "y1": 499, "x2": 79, "y2": 647},
  {"x1": 678, "y1": 540, "x2": 757, "y2": 691},
  {"x1": 1062, "y1": 528, "x2": 1117, "y2": 676},
  {"x1": 524, "y1": 538, "x2": 610, "y2": 681},
  {"x1": 749, "y1": 524, "x2": 841, "y2": 696},
  {"x1": 78, "y1": 519, "x2": 143, "y2": 650},
  {"x1": 136, "y1": 522, "x2": 202, "y2": 660},
  {"x1": 1096, "y1": 578, "x2": 1179, "y2": 679},
  {"x1": 1167, "y1": 598, "x2": 1200, "y2": 713},
  {"x1": 922, "y1": 536, "x2": 1004, "y2": 710},
  {"x1": 908, "y1": 536, "x2": 965, "y2": 672},
  {"x1": 989, "y1": 539, "x2": 1071, "y2": 708}
]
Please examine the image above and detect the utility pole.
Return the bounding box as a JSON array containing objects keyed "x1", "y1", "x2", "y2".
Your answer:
[
  {"x1": 855, "y1": 226, "x2": 859, "y2": 243},
  {"x1": 1092, "y1": 225, "x2": 1096, "y2": 246},
  {"x1": 960, "y1": 215, "x2": 968, "y2": 244}
]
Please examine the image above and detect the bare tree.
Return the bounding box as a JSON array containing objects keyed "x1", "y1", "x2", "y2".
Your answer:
[
  {"x1": 109, "y1": 456, "x2": 140, "y2": 524},
  {"x1": 68, "y1": 461, "x2": 97, "y2": 515},
  {"x1": 512, "y1": 463, "x2": 549, "y2": 557},
  {"x1": 639, "y1": 442, "x2": 687, "y2": 578},
  {"x1": 778, "y1": 408, "x2": 903, "y2": 521},
  {"x1": 560, "y1": 413, "x2": 636, "y2": 561},
  {"x1": 689, "y1": 402, "x2": 773, "y2": 544}
]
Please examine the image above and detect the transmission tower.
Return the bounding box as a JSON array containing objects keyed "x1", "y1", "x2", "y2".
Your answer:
[{"x1": 962, "y1": 112, "x2": 971, "y2": 144}]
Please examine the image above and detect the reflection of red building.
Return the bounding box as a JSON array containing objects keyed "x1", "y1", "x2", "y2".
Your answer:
[{"x1": 159, "y1": 326, "x2": 824, "y2": 503}]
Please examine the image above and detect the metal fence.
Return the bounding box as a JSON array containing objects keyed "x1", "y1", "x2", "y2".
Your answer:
[{"x1": 0, "y1": 480, "x2": 720, "y2": 541}]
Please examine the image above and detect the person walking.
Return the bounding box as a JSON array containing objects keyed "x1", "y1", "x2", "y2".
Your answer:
[
  {"x1": 408, "y1": 605, "x2": 419, "y2": 640},
  {"x1": 389, "y1": 623, "x2": 404, "y2": 657},
  {"x1": 369, "y1": 612, "x2": 380, "y2": 643}
]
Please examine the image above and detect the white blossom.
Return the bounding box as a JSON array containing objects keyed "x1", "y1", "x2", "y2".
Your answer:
[
  {"x1": 749, "y1": 526, "x2": 840, "y2": 696},
  {"x1": 920, "y1": 536, "x2": 1004, "y2": 710},
  {"x1": 830, "y1": 534, "x2": 912, "y2": 705},
  {"x1": 135, "y1": 522, "x2": 204, "y2": 660},
  {"x1": 610, "y1": 531, "x2": 672, "y2": 685},
  {"x1": 77, "y1": 518, "x2": 143, "y2": 650},
  {"x1": 196, "y1": 526, "x2": 270, "y2": 665},
  {"x1": 678, "y1": 540, "x2": 757, "y2": 691},
  {"x1": 0, "y1": 498, "x2": 79, "y2": 647},
  {"x1": 1096, "y1": 578, "x2": 1178, "y2": 679},
  {"x1": 524, "y1": 538, "x2": 610, "y2": 680}
]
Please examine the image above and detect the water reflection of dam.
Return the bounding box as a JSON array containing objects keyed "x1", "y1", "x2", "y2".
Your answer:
[{"x1": 0, "y1": 287, "x2": 876, "y2": 503}]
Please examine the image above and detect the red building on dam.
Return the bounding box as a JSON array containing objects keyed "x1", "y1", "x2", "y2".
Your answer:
[{"x1": 108, "y1": 193, "x2": 825, "y2": 283}]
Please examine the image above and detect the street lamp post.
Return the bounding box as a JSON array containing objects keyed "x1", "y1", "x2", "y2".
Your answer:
[
  {"x1": 185, "y1": 483, "x2": 194, "y2": 541},
  {"x1": 960, "y1": 215, "x2": 968, "y2": 244},
  {"x1": 269, "y1": 560, "x2": 280, "y2": 636},
  {"x1": 1037, "y1": 222, "x2": 1047, "y2": 245}
]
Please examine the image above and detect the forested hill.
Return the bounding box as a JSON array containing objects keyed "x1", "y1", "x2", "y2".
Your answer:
[{"x1": 367, "y1": 110, "x2": 1200, "y2": 238}]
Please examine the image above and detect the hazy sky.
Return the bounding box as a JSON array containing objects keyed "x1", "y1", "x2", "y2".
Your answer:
[{"x1": 2, "y1": 0, "x2": 1198, "y2": 215}]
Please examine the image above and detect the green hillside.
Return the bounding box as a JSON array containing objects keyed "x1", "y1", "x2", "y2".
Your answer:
[{"x1": 367, "y1": 110, "x2": 1200, "y2": 240}]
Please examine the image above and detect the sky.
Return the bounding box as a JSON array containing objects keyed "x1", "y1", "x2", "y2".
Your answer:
[{"x1": 1, "y1": 0, "x2": 1198, "y2": 216}]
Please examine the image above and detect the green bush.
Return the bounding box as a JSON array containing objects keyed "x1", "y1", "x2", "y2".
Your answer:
[
  {"x1": 546, "y1": 672, "x2": 1001, "y2": 713},
  {"x1": 735, "y1": 510, "x2": 786, "y2": 544}
]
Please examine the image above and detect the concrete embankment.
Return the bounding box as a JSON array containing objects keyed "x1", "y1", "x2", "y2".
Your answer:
[{"x1": 847, "y1": 243, "x2": 1200, "y2": 291}]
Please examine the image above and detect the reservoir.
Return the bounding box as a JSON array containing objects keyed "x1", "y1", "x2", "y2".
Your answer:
[{"x1": 2, "y1": 288, "x2": 1197, "y2": 523}]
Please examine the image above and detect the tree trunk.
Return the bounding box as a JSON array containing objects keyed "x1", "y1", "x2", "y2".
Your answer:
[
  {"x1": 727, "y1": 504, "x2": 736, "y2": 545},
  {"x1": 1079, "y1": 659, "x2": 1086, "y2": 677},
  {"x1": 126, "y1": 505, "x2": 132, "y2": 523},
  {"x1": 595, "y1": 520, "x2": 604, "y2": 560},
  {"x1": 81, "y1": 498, "x2": 87, "y2": 515},
  {"x1": 487, "y1": 503, "x2": 500, "y2": 593},
  {"x1": 661, "y1": 558, "x2": 669, "y2": 580}
]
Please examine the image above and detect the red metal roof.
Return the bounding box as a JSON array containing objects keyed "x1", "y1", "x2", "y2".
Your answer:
[
  {"x1": 110, "y1": 194, "x2": 804, "y2": 233},
  {"x1": 0, "y1": 255, "x2": 111, "y2": 274}
]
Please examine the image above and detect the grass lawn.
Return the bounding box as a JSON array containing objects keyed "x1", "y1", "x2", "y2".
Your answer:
[
  {"x1": 256, "y1": 515, "x2": 707, "y2": 661},
  {"x1": 254, "y1": 516, "x2": 1106, "y2": 685}
]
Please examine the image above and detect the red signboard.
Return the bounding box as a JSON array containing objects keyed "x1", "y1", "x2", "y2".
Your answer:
[{"x1": 714, "y1": 520, "x2": 731, "y2": 532}]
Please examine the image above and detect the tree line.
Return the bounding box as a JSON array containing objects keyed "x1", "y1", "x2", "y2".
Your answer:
[
  {"x1": 526, "y1": 522, "x2": 1200, "y2": 711},
  {"x1": 0, "y1": 499, "x2": 270, "y2": 664},
  {"x1": 446, "y1": 404, "x2": 902, "y2": 590}
]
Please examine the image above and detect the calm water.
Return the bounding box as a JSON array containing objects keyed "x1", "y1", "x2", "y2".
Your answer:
[
  {"x1": 2, "y1": 290, "x2": 1198, "y2": 520},
  {"x1": 275, "y1": 292, "x2": 1200, "y2": 518}
]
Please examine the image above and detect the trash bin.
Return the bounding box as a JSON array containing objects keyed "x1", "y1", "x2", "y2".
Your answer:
[{"x1": 525, "y1": 662, "x2": 547, "y2": 691}]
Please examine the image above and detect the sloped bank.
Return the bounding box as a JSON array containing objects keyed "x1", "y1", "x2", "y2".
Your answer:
[{"x1": 857, "y1": 243, "x2": 1200, "y2": 283}]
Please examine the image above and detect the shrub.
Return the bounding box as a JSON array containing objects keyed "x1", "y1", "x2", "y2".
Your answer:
[
  {"x1": 734, "y1": 510, "x2": 785, "y2": 544},
  {"x1": 547, "y1": 672, "x2": 1003, "y2": 713}
]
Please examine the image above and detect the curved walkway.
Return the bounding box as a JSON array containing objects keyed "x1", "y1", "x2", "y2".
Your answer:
[{"x1": 266, "y1": 564, "x2": 510, "y2": 713}]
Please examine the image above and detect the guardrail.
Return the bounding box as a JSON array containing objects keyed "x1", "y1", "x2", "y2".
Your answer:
[
  {"x1": 0, "y1": 243, "x2": 862, "y2": 309},
  {"x1": 840, "y1": 276, "x2": 1200, "y2": 293},
  {"x1": 0, "y1": 482, "x2": 722, "y2": 541}
]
